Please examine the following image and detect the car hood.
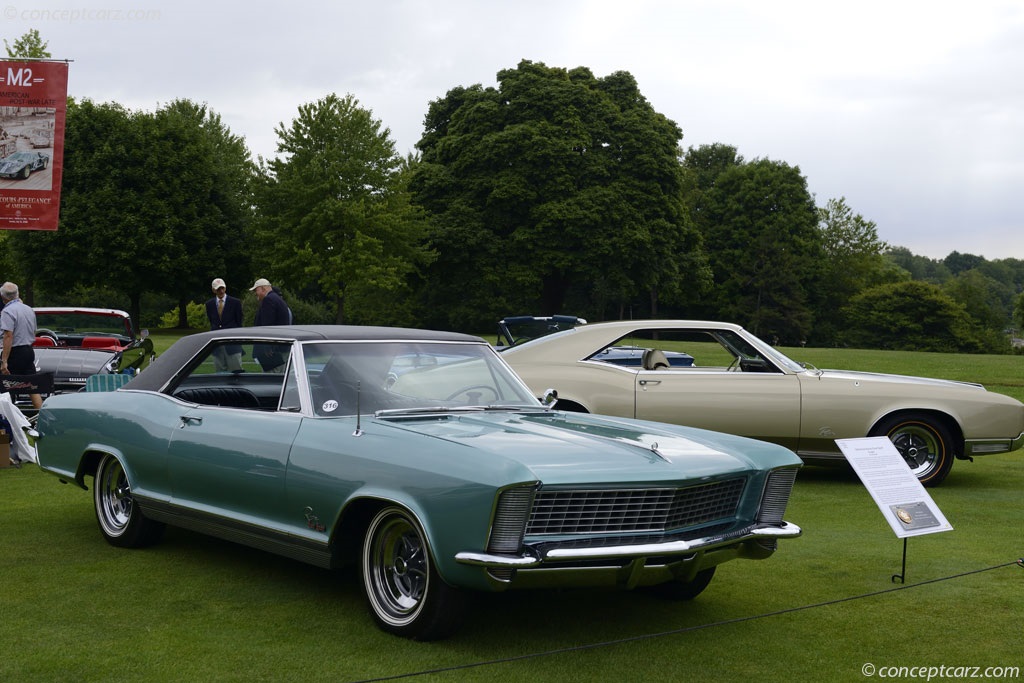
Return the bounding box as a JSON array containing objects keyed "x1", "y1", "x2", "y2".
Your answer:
[
  {"x1": 814, "y1": 368, "x2": 984, "y2": 391},
  {"x1": 380, "y1": 410, "x2": 795, "y2": 484}
]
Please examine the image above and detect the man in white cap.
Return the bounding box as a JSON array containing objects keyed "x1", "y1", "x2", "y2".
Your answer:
[
  {"x1": 249, "y1": 278, "x2": 291, "y2": 327},
  {"x1": 249, "y1": 278, "x2": 291, "y2": 372},
  {"x1": 206, "y1": 277, "x2": 243, "y2": 372}
]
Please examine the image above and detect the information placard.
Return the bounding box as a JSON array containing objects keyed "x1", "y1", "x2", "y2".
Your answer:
[{"x1": 835, "y1": 437, "x2": 952, "y2": 538}]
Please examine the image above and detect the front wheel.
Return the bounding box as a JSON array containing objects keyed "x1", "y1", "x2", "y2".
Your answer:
[
  {"x1": 362, "y1": 507, "x2": 468, "y2": 640},
  {"x1": 93, "y1": 454, "x2": 165, "y2": 547},
  {"x1": 871, "y1": 414, "x2": 956, "y2": 487}
]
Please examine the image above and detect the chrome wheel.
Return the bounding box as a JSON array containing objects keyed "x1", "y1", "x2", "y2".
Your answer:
[
  {"x1": 93, "y1": 454, "x2": 164, "y2": 547},
  {"x1": 361, "y1": 507, "x2": 468, "y2": 640},
  {"x1": 873, "y1": 414, "x2": 955, "y2": 487},
  {"x1": 364, "y1": 509, "x2": 429, "y2": 627},
  {"x1": 95, "y1": 455, "x2": 133, "y2": 538}
]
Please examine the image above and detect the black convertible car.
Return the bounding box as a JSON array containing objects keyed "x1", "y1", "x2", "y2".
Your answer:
[{"x1": 30, "y1": 308, "x2": 153, "y2": 393}]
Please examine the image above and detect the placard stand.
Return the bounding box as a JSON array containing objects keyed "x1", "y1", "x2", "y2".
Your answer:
[
  {"x1": 836, "y1": 437, "x2": 953, "y2": 584},
  {"x1": 892, "y1": 538, "x2": 908, "y2": 584}
]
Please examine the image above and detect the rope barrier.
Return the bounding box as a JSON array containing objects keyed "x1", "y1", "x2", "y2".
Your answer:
[{"x1": 353, "y1": 559, "x2": 1022, "y2": 683}]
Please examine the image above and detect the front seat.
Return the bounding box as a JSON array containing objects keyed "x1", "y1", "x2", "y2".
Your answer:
[{"x1": 641, "y1": 348, "x2": 670, "y2": 370}]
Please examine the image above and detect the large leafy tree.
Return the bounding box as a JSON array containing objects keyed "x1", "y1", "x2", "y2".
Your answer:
[
  {"x1": 255, "y1": 94, "x2": 431, "y2": 325},
  {"x1": 9, "y1": 99, "x2": 254, "y2": 326},
  {"x1": 813, "y1": 197, "x2": 898, "y2": 344},
  {"x1": 412, "y1": 60, "x2": 707, "y2": 329},
  {"x1": 146, "y1": 100, "x2": 255, "y2": 325},
  {"x1": 695, "y1": 158, "x2": 822, "y2": 342}
]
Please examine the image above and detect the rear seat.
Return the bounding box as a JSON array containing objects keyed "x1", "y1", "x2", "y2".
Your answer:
[{"x1": 174, "y1": 386, "x2": 261, "y2": 408}]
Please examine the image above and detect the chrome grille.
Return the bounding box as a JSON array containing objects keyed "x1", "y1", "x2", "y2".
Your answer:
[
  {"x1": 526, "y1": 478, "x2": 746, "y2": 536},
  {"x1": 757, "y1": 468, "x2": 799, "y2": 525}
]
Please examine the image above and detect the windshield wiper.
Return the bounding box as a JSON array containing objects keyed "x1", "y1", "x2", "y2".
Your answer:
[{"x1": 375, "y1": 404, "x2": 532, "y2": 418}]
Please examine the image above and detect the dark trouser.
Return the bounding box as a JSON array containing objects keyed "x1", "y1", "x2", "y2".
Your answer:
[
  {"x1": 6, "y1": 345, "x2": 39, "y2": 404},
  {"x1": 8, "y1": 345, "x2": 35, "y2": 375}
]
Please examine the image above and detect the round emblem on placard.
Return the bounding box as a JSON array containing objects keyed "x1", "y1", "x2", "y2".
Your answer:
[
  {"x1": 322, "y1": 400, "x2": 339, "y2": 413},
  {"x1": 896, "y1": 508, "x2": 913, "y2": 524}
]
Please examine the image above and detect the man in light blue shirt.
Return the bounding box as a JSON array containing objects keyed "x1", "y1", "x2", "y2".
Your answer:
[{"x1": 0, "y1": 282, "x2": 42, "y2": 410}]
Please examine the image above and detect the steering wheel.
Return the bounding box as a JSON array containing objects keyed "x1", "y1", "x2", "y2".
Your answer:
[{"x1": 445, "y1": 385, "x2": 500, "y2": 403}]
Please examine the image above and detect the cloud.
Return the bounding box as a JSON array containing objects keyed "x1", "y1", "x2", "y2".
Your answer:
[{"x1": 8, "y1": 0, "x2": 1024, "y2": 259}]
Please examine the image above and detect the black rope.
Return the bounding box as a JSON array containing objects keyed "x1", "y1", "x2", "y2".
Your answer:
[{"x1": 353, "y1": 559, "x2": 1022, "y2": 683}]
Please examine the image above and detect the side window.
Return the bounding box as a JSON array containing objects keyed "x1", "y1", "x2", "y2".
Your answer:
[
  {"x1": 279, "y1": 362, "x2": 301, "y2": 412},
  {"x1": 170, "y1": 341, "x2": 294, "y2": 410}
]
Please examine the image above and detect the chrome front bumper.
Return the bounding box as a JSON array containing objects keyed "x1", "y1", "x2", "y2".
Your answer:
[
  {"x1": 454, "y1": 521, "x2": 802, "y2": 569},
  {"x1": 965, "y1": 431, "x2": 1024, "y2": 456}
]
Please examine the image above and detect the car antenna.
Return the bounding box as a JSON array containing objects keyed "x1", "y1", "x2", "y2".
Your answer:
[{"x1": 353, "y1": 381, "x2": 364, "y2": 437}]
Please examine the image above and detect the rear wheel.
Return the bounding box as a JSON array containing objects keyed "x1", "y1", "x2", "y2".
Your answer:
[
  {"x1": 361, "y1": 507, "x2": 468, "y2": 640},
  {"x1": 93, "y1": 454, "x2": 165, "y2": 547},
  {"x1": 648, "y1": 567, "x2": 716, "y2": 600},
  {"x1": 871, "y1": 414, "x2": 955, "y2": 487}
]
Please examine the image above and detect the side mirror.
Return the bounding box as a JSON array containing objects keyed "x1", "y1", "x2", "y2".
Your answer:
[{"x1": 541, "y1": 388, "x2": 558, "y2": 409}]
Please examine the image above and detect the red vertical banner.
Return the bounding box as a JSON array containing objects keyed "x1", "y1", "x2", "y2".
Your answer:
[{"x1": 0, "y1": 60, "x2": 69, "y2": 231}]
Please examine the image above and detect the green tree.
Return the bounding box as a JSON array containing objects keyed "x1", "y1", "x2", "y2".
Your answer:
[
  {"x1": 682, "y1": 143, "x2": 743, "y2": 194},
  {"x1": 885, "y1": 247, "x2": 952, "y2": 284},
  {"x1": 942, "y1": 269, "x2": 1014, "y2": 351},
  {"x1": 943, "y1": 251, "x2": 986, "y2": 276},
  {"x1": 255, "y1": 93, "x2": 431, "y2": 324},
  {"x1": 412, "y1": 60, "x2": 708, "y2": 329},
  {"x1": 4, "y1": 28, "x2": 49, "y2": 58},
  {"x1": 695, "y1": 158, "x2": 822, "y2": 343},
  {"x1": 148, "y1": 100, "x2": 256, "y2": 325},
  {"x1": 9, "y1": 99, "x2": 254, "y2": 327},
  {"x1": 843, "y1": 281, "x2": 977, "y2": 352},
  {"x1": 813, "y1": 197, "x2": 896, "y2": 344}
]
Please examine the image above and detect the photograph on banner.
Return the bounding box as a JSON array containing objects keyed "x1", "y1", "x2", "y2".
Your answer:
[
  {"x1": 836, "y1": 437, "x2": 953, "y2": 539},
  {"x1": 0, "y1": 59, "x2": 69, "y2": 231}
]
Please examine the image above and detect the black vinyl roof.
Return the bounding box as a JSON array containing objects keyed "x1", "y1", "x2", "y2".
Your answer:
[{"x1": 126, "y1": 325, "x2": 484, "y2": 392}]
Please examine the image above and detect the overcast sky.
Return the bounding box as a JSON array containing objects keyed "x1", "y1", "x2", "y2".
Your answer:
[{"x1": 7, "y1": 0, "x2": 1023, "y2": 260}]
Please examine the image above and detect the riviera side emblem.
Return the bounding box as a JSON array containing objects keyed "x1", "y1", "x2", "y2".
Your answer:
[{"x1": 304, "y1": 506, "x2": 326, "y2": 533}]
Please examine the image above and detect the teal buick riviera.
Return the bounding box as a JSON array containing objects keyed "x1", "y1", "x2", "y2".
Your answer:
[{"x1": 31, "y1": 325, "x2": 802, "y2": 640}]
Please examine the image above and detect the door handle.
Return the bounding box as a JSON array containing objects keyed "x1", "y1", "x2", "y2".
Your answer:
[
  {"x1": 179, "y1": 415, "x2": 203, "y2": 428},
  {"x1": 638, "y1": 380, "x2": 661, "y2": 386}
]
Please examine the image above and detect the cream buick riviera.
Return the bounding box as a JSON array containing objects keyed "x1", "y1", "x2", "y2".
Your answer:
[{"x1": 501, "y1": 320, "x2": 1024, "y2": 486}]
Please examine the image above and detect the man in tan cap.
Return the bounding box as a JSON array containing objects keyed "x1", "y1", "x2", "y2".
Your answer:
[
  {"x1": 206, "y1": 277, "x2": 243, "y2": 371},
  {"x1": 249, "y1": 278, "x2": 291, "y2": 372}
]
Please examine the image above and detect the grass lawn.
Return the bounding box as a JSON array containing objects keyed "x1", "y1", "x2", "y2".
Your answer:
[{"x1": 2, "y1": 341, "x2": 1021, "y2": 682}]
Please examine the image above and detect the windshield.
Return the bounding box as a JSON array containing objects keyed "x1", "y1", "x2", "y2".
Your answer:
[
  {"x1": 35, "y1": 311, "x2": 133, "y2": 340},
  {"x1": 498, "y1": 315, "x2": 583, "y2": 347},
  {"x1": 301, "y1": 340, "x2": 539, "y2": 416}
]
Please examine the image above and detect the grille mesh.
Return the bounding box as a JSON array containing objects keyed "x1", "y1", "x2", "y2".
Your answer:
[
  {"x1": 525, "y1": 478, "x2": 745, "y2": 536},
  {"x1": 757, "y1": 468, "x2": 799, "y2": 524}
]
